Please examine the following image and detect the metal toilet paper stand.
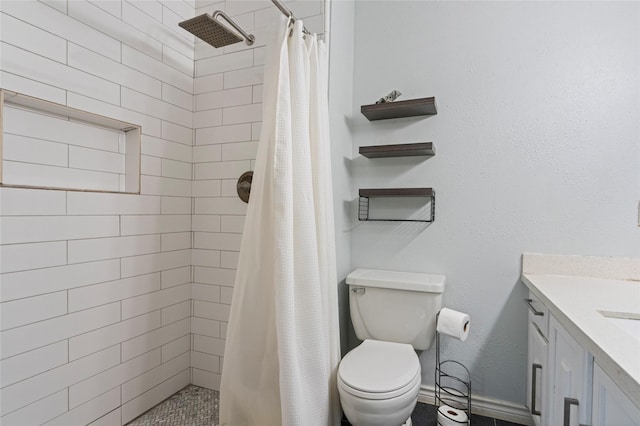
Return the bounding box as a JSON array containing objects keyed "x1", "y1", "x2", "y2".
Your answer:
[{"x1": 434, "y1": 313, "x2": 471, "y2": 425}]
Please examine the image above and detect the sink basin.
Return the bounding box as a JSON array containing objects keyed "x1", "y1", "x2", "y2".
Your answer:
[{"x1": 598, "y1": 310, "x2": 640, "y2": 341}]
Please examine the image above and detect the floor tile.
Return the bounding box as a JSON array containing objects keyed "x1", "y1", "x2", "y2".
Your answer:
[
  {"x1": 496, "y1": 419, "x2": 526, "y2": 426},
  {"x1": 411, "y1": 402, "x2": 438, "y2": 425},
  {"x1": 126, "y1": 385, "x2": 219, "y2": 426},
  {"x1": 470, "y1": 413, "x2": 497, "y2": 426}
]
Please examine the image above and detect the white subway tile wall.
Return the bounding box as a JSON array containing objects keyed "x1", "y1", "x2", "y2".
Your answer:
[
  {"x1": 0, "y1": 1, "x2": 325, "y2": 424},
  {"x1": 0, "y1": 0, "x2": 195, "y2": 424}
]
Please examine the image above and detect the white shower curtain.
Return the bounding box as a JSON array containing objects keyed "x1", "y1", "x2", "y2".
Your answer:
[{"x1": 219, "y1": 17, "x2": 341, "y2": 426}]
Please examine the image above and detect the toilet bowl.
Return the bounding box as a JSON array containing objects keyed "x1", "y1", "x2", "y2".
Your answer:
[{"x1": 338, "y1": 340, "x2": 421, "y2": 426}]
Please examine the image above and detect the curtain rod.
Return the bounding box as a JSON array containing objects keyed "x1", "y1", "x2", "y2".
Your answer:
[{"x1": 271, "y1": 0, "x2": 311, "y2": 35}]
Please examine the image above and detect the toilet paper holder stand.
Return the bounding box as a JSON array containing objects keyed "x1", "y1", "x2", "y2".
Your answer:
[{"x1": 435, "y1": 313, "x2": 471, "y2": 425}]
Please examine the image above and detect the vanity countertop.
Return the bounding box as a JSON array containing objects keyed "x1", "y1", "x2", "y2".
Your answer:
[{"x1": 521, "y1": 253, "x2": 640, "y2": 407}]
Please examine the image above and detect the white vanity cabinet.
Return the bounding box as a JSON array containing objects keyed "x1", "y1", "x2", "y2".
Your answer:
[
  {"x1": 522, "y1": 256, "x2": 640, "y2": 426},
  {"x1": 547, "y1": 315, "x2": 593, "y2": 426},
  {"x1": 526, "y1": 291, "x2": 640, "y2": 426},
  {"x1": 592, "y1": 363, "x2": 640, "y2": 426},
  {"x1": 525, "y1": 298, "x2": 593, "y2": 426}
]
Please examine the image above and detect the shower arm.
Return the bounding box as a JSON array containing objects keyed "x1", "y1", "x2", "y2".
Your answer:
[
  {"x1": 270, "y1": 0, "x2": 311, "y2": 35},
  {"x1": 213, "y1": 11, "x2": 255, "y2": 45}
]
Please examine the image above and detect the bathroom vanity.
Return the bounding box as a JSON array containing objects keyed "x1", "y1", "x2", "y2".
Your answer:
[{"x1": 521, "y1": 254, "x2": 640, "y2": 426}]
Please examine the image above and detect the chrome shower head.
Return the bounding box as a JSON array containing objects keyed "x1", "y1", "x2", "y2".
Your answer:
[{"x1": 179, "y1": 11, "x2": 254, "y2": 48}]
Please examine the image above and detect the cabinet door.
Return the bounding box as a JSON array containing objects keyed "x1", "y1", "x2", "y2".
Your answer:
[
  {"x1": 527, "y1": 321, "x2": 548, "y2": 426},
  {"x1": 548, "y1": 316, "x2": 593, "y2": 426},
  {"x1": 592, "y1": 363, "x2": 640, "y2": 426}
]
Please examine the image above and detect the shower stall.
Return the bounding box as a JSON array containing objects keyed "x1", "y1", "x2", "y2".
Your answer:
[{"x1": 0, "y1": 0, "x2": 334, "y2": 425}]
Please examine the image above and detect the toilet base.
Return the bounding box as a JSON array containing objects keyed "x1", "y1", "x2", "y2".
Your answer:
[{"x1": 340, "y1": 392, "x2": 417, "y2": 426}]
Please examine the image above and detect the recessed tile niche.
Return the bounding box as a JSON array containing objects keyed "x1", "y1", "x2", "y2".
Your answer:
[{"x1": 0, "y1": 89, "x2": 141, "y2": 194}]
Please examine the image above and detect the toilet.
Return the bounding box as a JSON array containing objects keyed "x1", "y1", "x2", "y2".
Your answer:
[{"x1": 338, "y1": 269, "x2": 446, "y2": 426}]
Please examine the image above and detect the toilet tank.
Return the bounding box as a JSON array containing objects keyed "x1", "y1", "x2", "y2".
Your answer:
[{"x1": 346, "y1": 269, "x2": 445, "y2": 350}]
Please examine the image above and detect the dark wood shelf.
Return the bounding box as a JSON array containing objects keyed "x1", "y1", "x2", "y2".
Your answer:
[
  {"x1": 361, "y1": 97, "x2": 437, "y2": 121},
  {"x1": 359, "y1": 188, "x2": 434, "y2": 197},
  {"x1": 359, "y1": 142, "x2": 435, "y2": 158}
]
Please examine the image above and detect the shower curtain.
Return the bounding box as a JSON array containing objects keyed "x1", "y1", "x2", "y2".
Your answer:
[{"x1": 219, "y1": 17, "x2": 341, "y2": 426}]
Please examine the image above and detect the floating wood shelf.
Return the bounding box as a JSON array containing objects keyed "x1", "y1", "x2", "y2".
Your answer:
[
  {"x1": 361, "y1": 97, "x2": 437, "y2": 121},
  {"x1": 359, "y1": 142, "x2": 435, "y2": 158},
  {"x1": 359, "y1": 188, "x2": 433, "y2": 197},
  {"x1": 358, "y1": 187, "x2": 435, "y2": 222}
]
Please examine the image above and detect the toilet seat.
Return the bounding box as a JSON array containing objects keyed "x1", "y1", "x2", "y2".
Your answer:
[{"x1": 338, "y1": 340, "x2": 420, "y2": 400}]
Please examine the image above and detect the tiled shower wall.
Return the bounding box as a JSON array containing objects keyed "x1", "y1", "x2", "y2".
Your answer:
[
  {"x1": 0, "y1": 0, "x2": 327, "y2": 424},
  {"x1": 190, "y1": 0, "x2": 325, "y2": 390},
  {"x1": 0, "y1": 1, "x2": 195, "y2": 424}
]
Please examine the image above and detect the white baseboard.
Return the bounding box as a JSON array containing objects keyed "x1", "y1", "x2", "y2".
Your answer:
[{"x1": 418, "y1": 385, "x2": 534, "y2": 426}]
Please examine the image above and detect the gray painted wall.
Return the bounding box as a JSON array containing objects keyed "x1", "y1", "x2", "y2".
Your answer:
[
  {"x1": 328, "y1": 0, "x2": 356, "y2": 355},
  {"x1": 340, "y1": 0, "x2": 640, "y2": 405}
]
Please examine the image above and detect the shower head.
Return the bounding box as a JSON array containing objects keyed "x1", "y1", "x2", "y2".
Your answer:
[{"x1": 179, "y1": 11, "x2": 254, "y2": 48}]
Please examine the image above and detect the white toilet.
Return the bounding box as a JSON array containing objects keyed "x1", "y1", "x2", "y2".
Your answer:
[{"x1": 338, "y1": 268, "x2": 446, "y2": 426}]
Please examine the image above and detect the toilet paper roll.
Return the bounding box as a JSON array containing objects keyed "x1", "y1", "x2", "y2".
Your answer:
[
  {"x1": 436, "y1": 308, "x2": 470, "y2": 341},
  {"x1": 437, "y1": 405, "x2": 468, "y2": 426}
]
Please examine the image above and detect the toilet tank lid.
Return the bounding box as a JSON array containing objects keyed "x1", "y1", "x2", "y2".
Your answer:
[{"x1": 346, "y1": 268, "x2": 445, "y2": 293}]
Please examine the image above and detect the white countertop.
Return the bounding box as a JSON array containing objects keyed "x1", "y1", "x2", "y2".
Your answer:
[{"x1": 521, "y1": 271, "x2": 640, "y2": 407}]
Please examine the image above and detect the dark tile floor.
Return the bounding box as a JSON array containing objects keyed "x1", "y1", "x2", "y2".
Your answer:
[
  {"x1": 411, "y1": 402, "x2": 525, "y2": 426},
  {"x1": 343, "y1": 401, "x2": 525, "y2": 426}
]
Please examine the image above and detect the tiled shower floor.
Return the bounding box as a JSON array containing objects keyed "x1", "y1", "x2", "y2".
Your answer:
[
  {"x1": 126, "y1": 386, "x2": 219, "y2": 426},
  {"x1": 127, "y1": 385, "x2": 524, "y2": 426}
]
